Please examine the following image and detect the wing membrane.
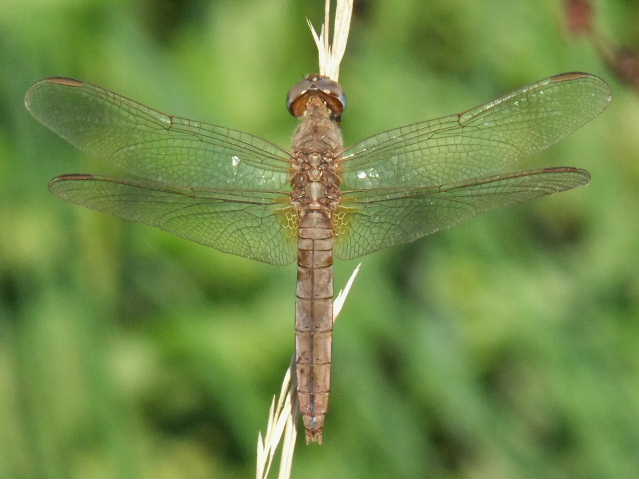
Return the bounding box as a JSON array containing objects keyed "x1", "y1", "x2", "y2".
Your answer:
[
  {"x1": 334, "y1": 167, "x2": 590, "y2": 259},
  {"x1": 25, "y1": 77, "x2": 292, "y2": 191},
  {"x1": 50, "y1": 174, "x2": 297, "y2": 265},
  {"x1": 341, "y1": 73, "x2": 610, "y2": 189}
]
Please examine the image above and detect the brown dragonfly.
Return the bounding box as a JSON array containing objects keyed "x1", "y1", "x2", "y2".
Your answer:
[{"x1": 25, "y1": 72, "x2": 610, "y2": 443}]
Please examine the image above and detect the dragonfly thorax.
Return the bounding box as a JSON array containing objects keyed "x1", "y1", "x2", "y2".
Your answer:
[
  {"x1": 306, "y1": 181, "x2": 325, "y2": 210},
  {"x1": 290, "y1": 84, "x2": 343, "y2": 216}
]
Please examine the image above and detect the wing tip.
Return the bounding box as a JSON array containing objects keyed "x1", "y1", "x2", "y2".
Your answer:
[
  {"x1": 25, "y1": 77, "x2": 85, "y2": 111},
  {"x1": 550, "y1": 71, "x2": 613, "y2": 106},
  {"x1": 575, "y1": 167, "x2": 592, "y2": 186},
  {"x1": 541, "y1": 166, "x2": 591, "y2": 188}
]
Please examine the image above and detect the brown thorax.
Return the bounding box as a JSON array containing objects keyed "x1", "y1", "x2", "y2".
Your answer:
[{"x1": 289, "y1": 74, "x2": 345, "y2": 217}]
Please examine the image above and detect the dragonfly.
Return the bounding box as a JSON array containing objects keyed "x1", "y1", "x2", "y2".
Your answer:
[{"x1": 25, "y1": 71, "x2": 610, "y2": 444}]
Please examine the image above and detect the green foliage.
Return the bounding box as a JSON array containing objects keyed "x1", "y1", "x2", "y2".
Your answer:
[{"x1": 1, "y1": 0, "x2": 638, "y2": 476}]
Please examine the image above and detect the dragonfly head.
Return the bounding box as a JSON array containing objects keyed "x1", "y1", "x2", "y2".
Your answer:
[{"x1": 287, "y1": 74, "x2": 347, "y2": 120}]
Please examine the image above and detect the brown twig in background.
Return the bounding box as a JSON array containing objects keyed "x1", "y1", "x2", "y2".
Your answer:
[{"x1": 563, "y1": 0, "x2": 639, "y2": 90}]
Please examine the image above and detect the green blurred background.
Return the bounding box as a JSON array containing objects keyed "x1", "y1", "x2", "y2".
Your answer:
[{"x1": 1, "y1": 0, "x2": 638, "y2": 476}]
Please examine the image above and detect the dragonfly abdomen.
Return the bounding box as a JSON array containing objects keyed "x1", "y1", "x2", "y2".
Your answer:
[{"x1": 296, "y1": 211, "x2": 334, "y2": 444}]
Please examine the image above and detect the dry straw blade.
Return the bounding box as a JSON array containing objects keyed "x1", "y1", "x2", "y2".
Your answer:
[
  {"x1": 256, "y1": 367, "x2": 297, "y2": 479},
  {"x1": 307, "y1": 0, "x2": 353, "y2": 81}
]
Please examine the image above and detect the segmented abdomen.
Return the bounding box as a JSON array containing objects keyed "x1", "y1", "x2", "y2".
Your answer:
[{"x1": 295, "y1": 209, "x2": 333, "y2": 444}]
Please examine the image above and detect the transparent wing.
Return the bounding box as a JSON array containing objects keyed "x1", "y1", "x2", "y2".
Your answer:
[
  {"x1": 49, "y1": 174, "x2": 297, "y2": 265},
  {"x1": 341, "y1": 73, "x2": 610, "y2": 189},
  {"x1": 25, "y1": 77, "x2": 292, "y2": 191},
  {"x1": 334, "y1": 167, "x2": 590, "y2": 259}
]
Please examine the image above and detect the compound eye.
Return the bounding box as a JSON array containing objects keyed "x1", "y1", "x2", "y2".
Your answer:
[
  {"x1": 287, "y1": 79, "x2": 313, "y2": 116},
  {"x1": 286, "y1": 75, "x2": 347, "y2": 118}
]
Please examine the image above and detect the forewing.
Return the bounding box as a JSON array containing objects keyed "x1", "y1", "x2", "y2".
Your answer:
[
  {"x1": 334, "y1": 168, "x2": 590, "y2": 259},
  {"x1": 50, "y1": 174, "x2": 297, "y2": 265},
  {"x1": 25, "y1": 77, "x2": 292, "y2": 191},
  {"x1": 341, "y1": 73, "x2": 610, "y2": 189}
]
